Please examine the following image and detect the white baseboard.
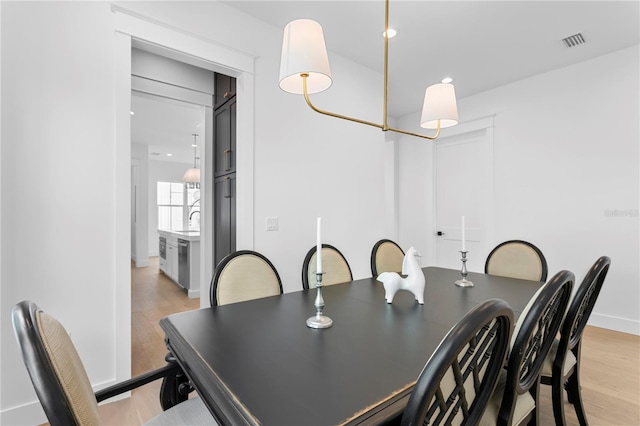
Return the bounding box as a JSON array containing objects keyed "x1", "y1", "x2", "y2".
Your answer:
[
  {"x1": 1, "y1": 399, "x2": 46, "y2": 426},
  {"x1": 1, "y1": 379, "x2": 128, "y2": 425},
  {"x1": 589, "y1": 312, "x2": 640, "y2": 335},
  {"x1": 134, "y1": 258, "x2": 150, "y2": 267},
  {"x1": 188, "y1": 288, "x2": 200, "y2": 298}
]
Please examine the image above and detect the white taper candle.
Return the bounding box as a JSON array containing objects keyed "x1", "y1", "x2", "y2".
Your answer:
[
  {"x1": 317, "y1": 217, "x2": 323, "y2": 273},
  {"x1": 461, "y1": 216, "x2": 466, "y2": 252}
]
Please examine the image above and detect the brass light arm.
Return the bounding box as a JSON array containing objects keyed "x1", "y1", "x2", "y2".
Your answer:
[
  {"x1": 302, "y1": 74, "x2": 385, "y2": 130},
  {"x1": 302, "y1": 74, "x2": 442, "y2": 139},
  {"x1": 388, "y1": 122, "x2": 441, "y2": 140}
]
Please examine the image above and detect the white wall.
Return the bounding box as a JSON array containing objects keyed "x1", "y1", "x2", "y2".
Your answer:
[
  {"x1": 0, "y1": 1, "x2": 390, "y2": 423},
  {"x1": 1, "y1": 2, "x2": 118, "y2": 423},
  {"x1": 3, "y1": 1, "x2": 634, "y2": 423},
  {"x1": 0, "y1": 1, "x2": 4, "y2": 415},
  {"x1": 252, "y1": 50, "x2": 388, "y2": 290},
  {"x1": 397, "y1": 45, "x2": 640, "y2": 334}
]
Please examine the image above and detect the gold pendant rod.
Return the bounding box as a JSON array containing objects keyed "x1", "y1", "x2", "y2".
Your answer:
[
  {"x1": 299, "y1": 0, "x2": 443, "y2": 140},
  {"x1": 383, "y1": 0, "x2": 389, "y2": 131},
  {"x1": 302, "y1": 74, "x2": 384, "y2": 130},
  {"x1": 388, "y1": 122, "x2": 441, "y2": 139}
]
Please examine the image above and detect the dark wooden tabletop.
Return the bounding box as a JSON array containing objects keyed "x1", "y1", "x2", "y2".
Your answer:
[{"x1": 160, "y1": 267, "x2": 542, "y2": 426}]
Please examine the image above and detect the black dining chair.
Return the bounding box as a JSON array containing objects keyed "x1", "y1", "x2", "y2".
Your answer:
[
  {"x1": 540, "y1": 256, "x2": 611, "y2": 426},
  {"x1": 12, "y1": 300, "x2": 214, "y2": 426},
  {"x1": 210, "y1": 250, "x2": 283, "y2": 306},
  {"x1": 479, "y1": 270, "x2": 574, "y2": 426},
  {"x1": 485, "y1": 240, "x2": 548, "y2": 282},
  {"x1": 370, "y1": 238, "x2": 405, "y2": 277},
  {"x1": 302, "y1": 244, "x2": 353, "y2": 289},
  {"x1": 401, "y1": 299, "x2": 514, "y2": 426}
]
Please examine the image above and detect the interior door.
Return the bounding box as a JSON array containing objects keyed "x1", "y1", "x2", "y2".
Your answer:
[{"x1": 435, "y1": 126, "x2": 494, "y2": 272}]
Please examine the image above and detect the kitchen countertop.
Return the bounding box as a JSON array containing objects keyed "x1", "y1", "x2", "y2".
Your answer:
[{"x1": 158, "y1": 229, "x2": 201, "y2": 242}]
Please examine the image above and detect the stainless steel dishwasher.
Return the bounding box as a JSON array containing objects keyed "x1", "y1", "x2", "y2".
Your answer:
[{"x1": 178, "y1": 239, "x2": 190, "y2": 289}]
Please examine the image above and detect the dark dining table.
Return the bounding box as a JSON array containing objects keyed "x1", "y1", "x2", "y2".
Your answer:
[{"x1": 159, "y1": 266, "x2": 542, "y2": 426}]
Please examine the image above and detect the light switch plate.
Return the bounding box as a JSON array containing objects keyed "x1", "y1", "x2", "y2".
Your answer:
[{"x1": 266, "y1": 216, "x2": 279, "y2": 231}]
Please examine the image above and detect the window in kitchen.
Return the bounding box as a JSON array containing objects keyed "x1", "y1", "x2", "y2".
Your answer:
[
  {"x1": 157, "y1": 181, "x2": 200, "y2": 231},
  {"x1": 157, "y1": 181, "x2": 184, "y2": 231}
]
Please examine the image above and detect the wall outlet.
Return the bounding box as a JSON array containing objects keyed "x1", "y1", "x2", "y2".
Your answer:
[{"x1": 266, "y1": 216, "x2": 278, "y2": 231}]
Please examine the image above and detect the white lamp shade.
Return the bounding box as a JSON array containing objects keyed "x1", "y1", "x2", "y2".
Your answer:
[
  {"x1": 182, "y1": 168, "x2": 200, "y2": 184},
  {"x1": 420, "y1": 83, "x2": 459, "y2": 129},
  {"x1": 279, "y1": 19, "x2": 332, "y2": 94}
]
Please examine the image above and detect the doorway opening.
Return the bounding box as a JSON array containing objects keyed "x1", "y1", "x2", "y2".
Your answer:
[
  {"x1": 115, "y1": 8, "x2": 256, "y2": 388},
  {"x1": 129, "y1": 49, "x2": 215, "y2": 377}
]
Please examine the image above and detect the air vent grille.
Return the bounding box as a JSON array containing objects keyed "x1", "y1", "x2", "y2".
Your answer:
[{"x1": 562, "y1": 33, "x2": 586, "y2": 48}]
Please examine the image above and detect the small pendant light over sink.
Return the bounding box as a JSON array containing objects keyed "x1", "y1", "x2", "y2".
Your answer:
[{"x1": 182, "y1": 133, "x2": 200, "y2": 189}]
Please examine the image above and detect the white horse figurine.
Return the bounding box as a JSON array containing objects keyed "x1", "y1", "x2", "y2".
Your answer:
[{"x1": 377, "y1": 247, "x2": 425, "y2": 304}]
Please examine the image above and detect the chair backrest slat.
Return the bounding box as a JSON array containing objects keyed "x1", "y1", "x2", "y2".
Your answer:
[
  {"x1": 401, "y1": 299, "x2": 514, "y2": 426},
  {"x1": 562, "y1": 256, "x2": 611, "y2": 354},
  {"x1": 498, "y1": 270, "x2": 574, "y2": 423}
]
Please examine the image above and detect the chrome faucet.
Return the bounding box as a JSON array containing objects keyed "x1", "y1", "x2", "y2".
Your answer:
[{"x1": 188, "y1": 199, "x2": 201, "y2": 227}]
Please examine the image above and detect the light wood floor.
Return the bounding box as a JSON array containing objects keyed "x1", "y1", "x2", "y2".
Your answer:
[
  {"x1": 97, "y1": 258, "x2": 200, "y2": 425},
  {"x1": 96, "y1": 260, "x2": 640, "y2": 425}
]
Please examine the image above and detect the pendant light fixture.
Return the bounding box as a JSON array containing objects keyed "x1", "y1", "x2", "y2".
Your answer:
[
  {"x1": 279, "y1": 0, "x2": 458, "y2": 140},
  {"x1": 182, "y1": 133, "x2": 200, "y2": 189}
]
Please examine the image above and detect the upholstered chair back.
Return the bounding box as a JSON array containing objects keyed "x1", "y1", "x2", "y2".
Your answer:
[
  {"x1": 302, "y1": 244, "x2": 353, "y2": 289},
  {"x1": 485, "y1": 240, "x2": 548, "y2": 282},
  {"x1": 371, "y1": 239, "x2": 405, "y2": 277},
  {"x1": 12, "y1": 301, "x2": 101, "y2": 426},
  {"x1": 211, "y1": 250, "x2": 283, "y2": 306}
]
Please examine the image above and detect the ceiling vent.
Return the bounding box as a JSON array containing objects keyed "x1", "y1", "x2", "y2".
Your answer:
[{"x1": 562, "y1": 33, "x2": 586, "y2": 48}]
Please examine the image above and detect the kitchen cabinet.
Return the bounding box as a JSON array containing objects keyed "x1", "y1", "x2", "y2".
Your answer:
[
  {"x1": 214, "y1": 97, "x2": 236, "y2": 177},
  {"x1": 214, "y1": 72, "x2": 236, "y2": 109},
  {"x1": 160, "y1": 235, "x2": 179, "y2": 282},
  {"x1": 214, "y1": 174, "x2": 236, "y2": 268},
  {"x1": 158, "y1": 230, "x2": 201, "y2": 298},
  {"x1": 213, "y1": 72, "x2": 237, "y2": 268}
]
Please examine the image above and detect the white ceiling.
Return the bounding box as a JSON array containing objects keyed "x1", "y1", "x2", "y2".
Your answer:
[
  {"x1": 131, "y1": 92, "x2": 204, "y2": 164},
  {"x1": 132, "y1": 1, "x2": 639, "y2": 162},
  {"x1": 225, "y1": 0, "x2": 639, "y2": 117}
]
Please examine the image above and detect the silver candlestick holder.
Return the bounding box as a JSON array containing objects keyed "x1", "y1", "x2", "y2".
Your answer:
[
  {"x1": 455, "y1": 251, "x2": 474, "y2": 287},
  {"x1": 306, "y1": 272, "x2": 333, "y2": 328}
]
